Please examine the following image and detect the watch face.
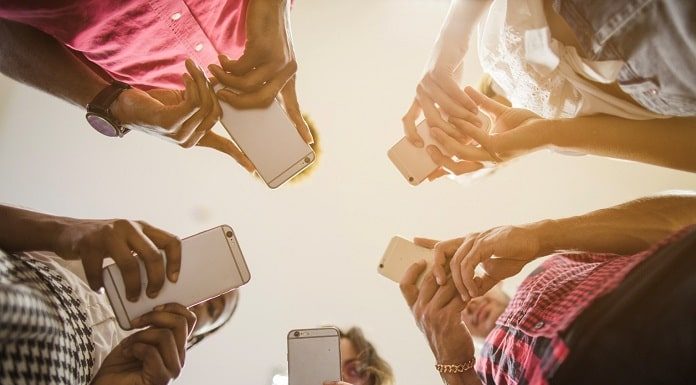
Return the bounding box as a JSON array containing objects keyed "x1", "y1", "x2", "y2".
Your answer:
[{"x1": 86, "y1": 113, "x2": 119, "y2": 137}]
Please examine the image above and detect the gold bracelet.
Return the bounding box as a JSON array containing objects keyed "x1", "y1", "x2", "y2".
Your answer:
[{"x1": 435, "y1": 357, "x2": 476, "y2": 374}]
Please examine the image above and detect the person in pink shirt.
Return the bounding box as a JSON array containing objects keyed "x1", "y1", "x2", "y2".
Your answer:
[{"x1": 0, "y1": 0, "x2": 312, "y2": 172}]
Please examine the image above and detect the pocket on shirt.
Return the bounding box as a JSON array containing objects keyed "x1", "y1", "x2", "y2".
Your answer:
[{"x1": 619, "y1": 79, "x2": 696, "y2": 117}]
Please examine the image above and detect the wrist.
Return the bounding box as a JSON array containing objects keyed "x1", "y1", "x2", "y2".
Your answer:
[{"x1": 527, "y1": 219, "x2": 564, "y2": 257}]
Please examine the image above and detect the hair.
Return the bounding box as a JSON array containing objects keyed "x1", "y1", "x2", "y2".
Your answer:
[
  {"x1": 186, "y1": 293, "x2": 239, "y2": 349},
  {"x1": 338, "y1": 326, "x2": 395, "y2": 385}
]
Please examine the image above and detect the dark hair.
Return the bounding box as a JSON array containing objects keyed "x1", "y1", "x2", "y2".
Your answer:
[{"x1": 338, "y1": 326, "x2": 395, "y2": 385}]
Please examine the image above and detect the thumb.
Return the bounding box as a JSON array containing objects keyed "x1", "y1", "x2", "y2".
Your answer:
[
  {"x1": 197, "y1": 131, "x2": 255, "y2": 172},
  {"x1": 464, "y1": 86, "x2": 508, "y2": 119},
  {"x1": 219, "y1": 52, "x2": 257, "y2": 76},
  {"x1": 280, "y1": 76, "x2": 313, "y2": 144}
]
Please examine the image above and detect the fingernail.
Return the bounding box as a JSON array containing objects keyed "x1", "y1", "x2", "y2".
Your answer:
[
  {"x1": 128, "y1": 295, "x2": 139, "y2": 302},
  {"x1": 427, "y1": 146, "x2": 437, "y2": 156},
  {"x1": 170, "y1": 271, "x2": 179, "y2": 282},
  {"x1": 154, "y1": 305, "x2": 165, "y2": 311},
  {"x1": 147, "y1": 289, "x2": 158, "y2": 298},
  {"x1": 132, "y1": 317, "x2": 142, "y2": 326}
]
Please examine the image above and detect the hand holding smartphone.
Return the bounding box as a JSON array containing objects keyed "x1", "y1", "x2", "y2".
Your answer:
[
  {"x1": 102, "y1": 225, "x2": 251, "y2": 330},
  {"x1": 287, "y1": 327, "x2": 341, "y2": 385},
  {"x1": 388, "y1": 112, "x2": 491, "y2": 185},
  {"x1": 215, "y1": 84, "x2": 315, "y2": 189},
  {"x1": 378, "y1": 236, "x2": 435, "y2": 286}
]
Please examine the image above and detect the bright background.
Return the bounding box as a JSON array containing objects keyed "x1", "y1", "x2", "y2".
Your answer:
[{"x1": 1, "y1": 0, "x2": 695, "y2": 384}]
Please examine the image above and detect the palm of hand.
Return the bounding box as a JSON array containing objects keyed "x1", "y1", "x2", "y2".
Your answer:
[{"x1": 92, "y1": 348, "x2": 162, "y2": 385}]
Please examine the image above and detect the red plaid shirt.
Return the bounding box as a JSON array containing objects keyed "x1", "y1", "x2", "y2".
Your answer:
[{"x1": 476, "y1": 227, "x2": 694, "y2": 385}]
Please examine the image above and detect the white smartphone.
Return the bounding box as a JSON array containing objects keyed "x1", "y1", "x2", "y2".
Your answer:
[
  {"x1": 378, "y1": 236, "x2": 434, "y2": 286},
  {"x1": 103, "y1": 225, "x2": 251, "y2": 330},
  {"x1": 287, "y1": 327, "x2": 341, "y2": 385},
  {"x1": 388, "y1": 113, "x2": 491, "y2": 186},
  {"x1": 216, "y1": 87, "x2": 315, "y2": 189}
]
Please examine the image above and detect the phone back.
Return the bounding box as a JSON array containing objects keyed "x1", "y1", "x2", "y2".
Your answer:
[
  {"x1": 217, "y1": 95, "x2": 315, "y2": 188},
  {"x1": 287, "y1": 328, "x2": 341, "y2": 385},
  {"x1": 378, "y1": 236, "x2": 434, "y2": 285},
  {"x1": 103, "y1": 225, "x2": 250, "y2": 329},
  {"x1": 388, "y1": 121, "x2": 439, "y2": 186}
]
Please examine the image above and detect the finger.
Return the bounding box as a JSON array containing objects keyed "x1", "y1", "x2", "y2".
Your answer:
[
  {"x1": 219, "y1": 53, "x2": 260, "y2": 77},
  {"x1": 107, "y1": 238, "x2": 142, "y2": 301},
  {"x1": 415, "y1": 271, "x2": 439, "y2": 306},
  {"x1": 417, "y1": 89, "x2": 465, "y2": 142},
  {"x1": 139, "y1": 222, "x2": 181, "y2": 284},
  {"x1": 422, "y1": 74, "x2": 482, "y2": 126},
  {"x1": 81, "y1": 252, "x2": 105, "y2": 291},
  {"x1": 128, "y1": 343, "x2": 169, "y2": 383},
  {"x1": 216, "y1": 62, "x2": 296, "y2": 109},
  {"x1": 131, "y1": 305, "x2": 196, "y2": 365},
  {"x1": 197, "y1": 131, "x2": 255, "y2": 172},
  {"x1": 429, "y1": 126, "x2": 494, "y2": 162},
  {"x1": 402, "y1": 100, "x2": 423, "y2": 147},
  {"x1": 451, "y1": 236, "x2": 476, "y2": 301},
  {"x1": 427, "y1": 167, "x2": 449, "y2": 181},
  {"x1": 464, "y1": 86, "x2": 508, "y2": 119},
  {"x1": 126, "y1": 230, "x2": 165, "y2": 299},
  {"x1": 280, "y1": 76, "x2": 313, "y2": 144},
  {"x1": 180, "y1": 80, "x2": 223, "y2": 149},
  {"x1": 430, "y1": 279, "x2": 459, "y2": 309},
  {"x1": 449, "y1": 117, "x2": 502, "y2": 162},
  {"x1": 473, "y1": 273, "x2": 500, "y2": 297},
  {"x1": 182, "y1": 74, "x2": 199, "y2": 106},
  {"x1": 480, "y1": 258, "x2": 526, "y2": 291},
  {"x1": 460, "y1": 238, "x2": 494, "y2": 298},
  {"x1": 431, "y1": 71, "x2": 479, "y2": 113},
  {"x1": 127, "y1": 329, "x2": 181, "y2": 377},
  {"x1": 426, "y1": 146, "x2": 485, "y2": 176},
  {"x1": 413, "y1": 237, "x2": 439, "y2": 249},
  {"x1": 399, "y1": 260, "x2": 427, "y2": 307},
  {"x1": 432, "y1": 238, "x2": 463, "y2": 285},
  {"x1": 209, "y1": 61, "x2": 287, "y2": 93}
]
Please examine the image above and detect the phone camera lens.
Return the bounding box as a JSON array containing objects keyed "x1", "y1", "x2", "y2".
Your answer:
[
  {"x1": 408, "y1": 176, "x2": 414, "y2": 182},
  {"x1": 304, "y1": 157, "x2": 311, "y2": 164},
  {"x1": 226, "y1": 231, "x2": 233, "y2": 238},
  {"x1": 293, "y1": 331, "x2": 300, "y2": 337},
  {"x1": 379, "y1": 263, "x2": 384, "y2": 268}
]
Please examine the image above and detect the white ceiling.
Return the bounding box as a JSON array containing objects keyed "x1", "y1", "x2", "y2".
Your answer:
[{"x1": 1, "y1": 0, "x2": 695, "y2": 384}]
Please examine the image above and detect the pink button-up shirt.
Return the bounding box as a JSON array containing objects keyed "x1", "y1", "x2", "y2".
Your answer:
[{"x1": 0, "y1": 0, "x2": 248, "y2": 89}]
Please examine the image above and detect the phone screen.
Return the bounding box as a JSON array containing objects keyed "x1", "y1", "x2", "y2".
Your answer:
[{"x1": 288, "y1": 328, "x2": 341, "y2": 385}]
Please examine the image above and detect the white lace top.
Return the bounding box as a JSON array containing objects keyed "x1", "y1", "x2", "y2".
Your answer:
[{"x1": 476, "y1": 0, "x2": 667, "y2": 120}]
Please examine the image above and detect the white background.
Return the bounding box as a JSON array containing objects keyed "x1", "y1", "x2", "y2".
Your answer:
[{"x1": 1, "y1": 0, "x2": 695, "y2": 384}]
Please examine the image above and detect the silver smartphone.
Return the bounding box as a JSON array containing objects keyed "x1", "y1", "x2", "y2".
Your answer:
[
  {"x1": 378, "y1": 236, "x2": 434, "y2": 286},
  {"x1": 217, "y1": 87, "x2": 315, "y2": 189},
  {"x1": 287, "y1": 327, "x2": 341, "y2": 385},
  {"x1": 103, "y1": 225, "x2": 251, "y2": 330}
]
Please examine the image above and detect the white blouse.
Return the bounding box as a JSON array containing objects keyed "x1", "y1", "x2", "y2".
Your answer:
[{"x1": 476, "y1": 0, "x2": 667, "y2": 120}]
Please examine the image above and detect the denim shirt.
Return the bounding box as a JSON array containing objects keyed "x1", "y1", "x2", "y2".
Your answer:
[{"x1": 554, "y1": 0, "x2": 696, "y2": 116}]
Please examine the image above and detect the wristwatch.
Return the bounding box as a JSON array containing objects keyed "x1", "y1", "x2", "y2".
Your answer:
[{"x1": 86, "y1": 81, "x2": 131, "y2": 137}]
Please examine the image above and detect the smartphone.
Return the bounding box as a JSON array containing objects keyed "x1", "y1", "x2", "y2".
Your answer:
[
  {"x1": 388, "y1": 113, "x2": 491, "y2": 186},
  {"x1": 102, "y1": 225, "x2": 251, "y2": 330},
  {"x1": 216, "y1": 87, "x2": 315, "y2": 189},
  {"x1": 287, "y1": 327, "x2": 341, "y2": 385},
  {"x1": 378, "y1": 236, "x2": 435, "y2": 286}
]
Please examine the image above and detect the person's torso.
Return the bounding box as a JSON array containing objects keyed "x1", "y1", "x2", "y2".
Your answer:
[{"x1": 0, "y1": 0, "x2": 248, "y2": 89}]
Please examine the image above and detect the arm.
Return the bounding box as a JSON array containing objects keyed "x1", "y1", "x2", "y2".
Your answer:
[
  {"x1": 441, "y1": 87, "x2": 696, "y2": 173},
  {"x1": 402, "y1": 0, "x2": 492, "y2": 148},
  {"x1": 0, "y1": 204, "x2": 181, "y2": 300},
  {"x1": 0, "y1": 18, "x2": 108, "y2": 108},
  {"x1": 438, "y1": 191, "x2": 696, "y2": 299},
  {"x1": 538, "y1": 115, "x2": 696, "y2": 173}
]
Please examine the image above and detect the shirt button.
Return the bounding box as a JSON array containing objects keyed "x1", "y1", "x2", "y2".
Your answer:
[
  {"x1": 649, "y1": 89, "x2": 658, "y2": 95},
  {"x1": 171, "y1": 12, "x2": 182, "y2": 21},
  {"x1": 194, "y1": 43, "x2": 204, "y2": 52},
  {"x1": 534, "y1": 321, "x2": 545, "y2": 329}
]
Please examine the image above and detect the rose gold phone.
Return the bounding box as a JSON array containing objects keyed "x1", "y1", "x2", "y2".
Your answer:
[
  {"x1": 378, "y1": 236, "x2": 434, "y2": 286},
  {"x1": 287, "y1": 327, "x2": 341, "y2": 385},
  {"x1": 102, "y1": 225, "x2": 251, "y2": 330}
]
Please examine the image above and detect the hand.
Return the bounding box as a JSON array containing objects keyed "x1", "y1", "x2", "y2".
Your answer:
[
  {"x1": 208, "y1": 0, "x2": 313, "y2": 144},
  {"x1": 54, "y1": 218, "x2": 181, "y2": 301},
  {"x1": 91, "y1": 304, "x2": 196, "y2": 385},
  {"x1": 445, "y1": 225, "x2": 543, "y2": 301},
  {"x1": 428, "y1": 87, "x2": 544, "y2": 174},
  {"x1": 112, "y1": 59, "x2": 254, "y2": 172},
  {"x1": 400, "y1": 246, "x2": 475, "y2": 364}
]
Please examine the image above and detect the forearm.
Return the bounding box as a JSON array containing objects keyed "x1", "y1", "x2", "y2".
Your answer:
[
  {"x1": 440, "y1": 370, "x2": 483, "y2": 385},
  {"x1": 427, "y1": 0, "x2": 491, "y2": 70},
  {"x1": 0, "y1": 18, "x2": 109, "y2": 109},
  {"x1": 533, "y1": 191, "x2": 696, "y2": 256},
  {"x1": 538, "y1": 115, "x2": 696, "y2": 172},
  {"x1": 0, "y1": 205, "x2": 73, "y2": 253}
]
